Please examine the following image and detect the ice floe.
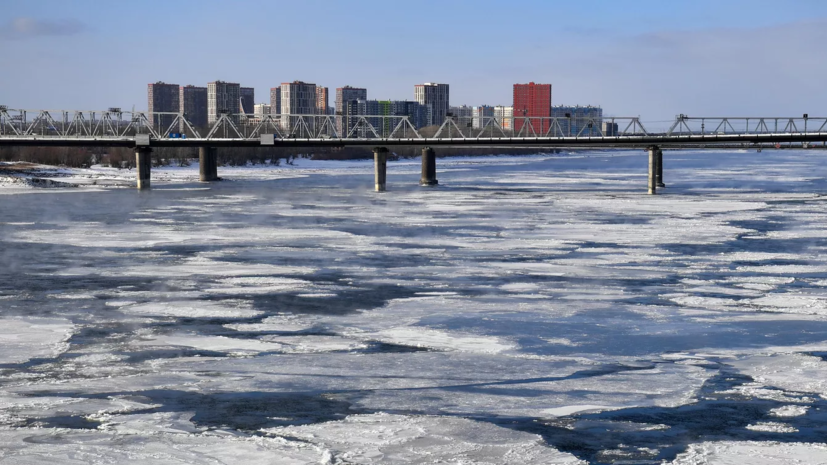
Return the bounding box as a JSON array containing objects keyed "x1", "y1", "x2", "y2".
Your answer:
[{"x1": 0, "y1": 318, "x2": 74, "y2": 364}]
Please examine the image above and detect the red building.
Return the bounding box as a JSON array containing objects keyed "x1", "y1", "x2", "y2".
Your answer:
[{"x1": 513, "y1": 82, "x2": 552, "y2": 134}]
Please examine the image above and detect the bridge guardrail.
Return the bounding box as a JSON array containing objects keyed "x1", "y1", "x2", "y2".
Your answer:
[{"x1": 0, "y1": 109, "x2": 652, "y2": 141}]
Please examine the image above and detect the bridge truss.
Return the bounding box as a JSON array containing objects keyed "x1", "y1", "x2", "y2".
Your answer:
[
  {"x1": 1, "y1": 106, "x2": 825, "y2": 148},
  {"x1": 0, "y1": 106, "x2": 648, "y2": 141},
  {"x1": 667, "y1": 114, "x2": 827, "y2": 136}
]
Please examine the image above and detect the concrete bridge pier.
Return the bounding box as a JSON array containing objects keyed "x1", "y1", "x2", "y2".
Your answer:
[
  {"x1": 135, "y1": 147, "x2": 152, "y2": 190},
  {"x1": 648, "y1": 146, "x2": 659, "y2": 195},
  {"x1": 656, "y1": 148, "x2": 665, "y2": 188},
  {"x1": 199, "y1": 147, "x2": 219, "y2": 182},
  {"x1": 374, "y1": 147, "x2": 388, "y2": 192},
  {"x1": 420, "y1": 147, "x2": 438, "y2": 186}
]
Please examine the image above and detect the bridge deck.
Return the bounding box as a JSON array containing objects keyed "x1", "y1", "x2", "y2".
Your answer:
[
  {"x1": 0, "y1": 132, "x2": 825, "y2": 148},
  {"x1": 2, "y1": 111, "x2": 826, "y2": 147}
]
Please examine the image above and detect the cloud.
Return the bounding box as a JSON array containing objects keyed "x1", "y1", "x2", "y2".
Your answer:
[{"x1": 0, "y1": 17, "x2": 87, "y2": 40}]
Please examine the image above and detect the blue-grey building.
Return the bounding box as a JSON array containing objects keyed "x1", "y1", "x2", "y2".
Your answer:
[{"x1": 550, "y1": 105, "x2": 604, "y2": 136}]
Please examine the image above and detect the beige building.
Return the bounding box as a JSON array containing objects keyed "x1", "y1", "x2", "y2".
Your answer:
[
  {"x1": 494, "y1": 105, "x2": 513, "y2": 130},
  {"x1": 281, "y1": 81, "x2": 317, "y2": 131}
]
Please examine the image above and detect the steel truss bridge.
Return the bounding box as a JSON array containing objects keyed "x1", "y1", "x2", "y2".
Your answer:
[{"x1": 1, "y1": 107, "x2": 826, "y2": 148}]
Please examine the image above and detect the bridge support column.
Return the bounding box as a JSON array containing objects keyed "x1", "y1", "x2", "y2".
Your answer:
[
  {"x1": 135, "y1": 147, "x2": 152, "y2": 190},
  {"x1": 648, "y1": 146, "x2": 658, "y2": 195},
  {"x1": 656, "y1": 148, "x2": 665, "y2": 188},
  {"x1": 199, "y1": 147, "x2": 219, "y2": 182},
  {"x1": 374, "y1": 147, "x2": 388, "y2": 192},
  {"x1": 420, "y1": 147, "x2": 438, "y2": 186}
]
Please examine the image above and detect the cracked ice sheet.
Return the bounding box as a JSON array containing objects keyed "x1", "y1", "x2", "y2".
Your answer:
[
  {"x1": 353, "y1": 326, "x2": 517, "y2": 353},
  {"x1": 123, "y1": 301, "x2": 263, "y2": 319},
  {"x1": 669, "y1": 441, "x2": 827, "y2": 465},
  {"x1": 6, "y1": 150, "x2": 827, "y2": 462},
  {"x1": 133, "y1": 333, "x2": 286, "y2": 355},
  {"x1": 55, "y1": 260, "x2": 317, "y2": 279},
  {"x1": 727, "y1": 353, "x2": 827, "y2": 398},
  {"x1": 133, "y1": 332, "x2": 367, "y2": 355},
  {"x1": 0, "y1": 428, "x2": 324, "y2": 464},
  {"x1": 0, "y1": 317, "x2": 74, "y2": 364},
  {"x1": 154, "y1": 352, "x2": 711, "y2": 419},
  {"x1": 264, "y1": 413, "x2": 585, "y2": 464},
  {"x1": 0, "y1": 395, "x2": 157, "y2": 428},
  {"x1": 7, "y1": 222, "x2": 361, "y2": 249}
]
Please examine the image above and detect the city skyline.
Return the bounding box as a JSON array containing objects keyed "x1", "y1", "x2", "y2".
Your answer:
[{"x1": 1, "y1": 0, "x2": 827, "y2": 127}]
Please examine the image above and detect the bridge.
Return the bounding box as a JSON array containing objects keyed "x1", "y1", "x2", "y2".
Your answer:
[{"x1": 2, "y1": 107, "x2": 826, "y2": 193}]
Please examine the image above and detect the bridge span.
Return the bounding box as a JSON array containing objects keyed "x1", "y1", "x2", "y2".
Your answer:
[{"x1": 2, "y1": 108, "x2": 825, "y2": 193}]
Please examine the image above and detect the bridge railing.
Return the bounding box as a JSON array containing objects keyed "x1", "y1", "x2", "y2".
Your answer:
[
  {"x1": 667, "y1": 115, "x2": 827, "y2": 136},
  {"x1": 0, "y1": 107, "x2": 651, "y2": 141},
  {"x1": 430, "y1": 116, "x2": 648, "y2": 138},
  {"x1": 5, "y1": 108, "x2": 824, "y2": 142},
  {"x1": 0, "y1": 108, "x2": 162, "y2": 139}
]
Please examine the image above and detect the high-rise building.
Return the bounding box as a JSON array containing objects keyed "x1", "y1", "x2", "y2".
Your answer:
[
  {"x1": 342, "y1": 99, "x2": 428, "y2": 137},
  {"x1": 392, "y1": 100, "x2": 428, "y2": 130},
  {"x1": 494, "y1": 105, "x2": 513, "y2": 130},
  {"x1": 281, "y1": 81, "x2": 317, "y2": 131},
  {"x1": 336, "y1": 86, "x2": 367, "y2": 115},
  {"x1": 551, "y1": 105, "x2": 603, "y2": 136},
  {"x1": 148, "y1": 81, "x2": 180, "y2": 131},
  {"x1": 449, "y1": 105, "x2": 473, "y2": 119},
  {"x1": 448, "y1": 105, "x2": 473, "y2": 133},
  {"x1": 336, "y1": 86, "x2": 367, "y2": 134},
  {"x1": 249, "y1": 103, "x2": 270, "y2": 124},
  {"x1": 472, "y1": 105, "x2": 495, "y2": 129},
  {"x1": 359, "y1": 99, "x2": 383, "y2": 135},
  {"x1": 207, "y1": 81, "x2": 241, "y2": 124},
  {"x1": 269, "y1": 87, "x2": 281, "y2": 115},
  {"x1": 341, "y1": 99, "x2": 363, "y2": 137},
  {"x1": 316, "y1": 87, "x2": 329, "y2": 115},
  {"x1": 415, "y1": 83, "x2": 449, "y2": 127},
  {"x1": 340, "y1": 99, "x2": 382, "y2": 137},
  {"x1": 240, "y1": 87, "x2": 255, "y2": 115},
  {"x1": 513, "y1": 82, "x2": 552, "y2": 134},
  {"x1": 179, "y1": 85, "x2": 208, "y2": 131},
  {"x1": 254, "y1": 103, "x2": 271, "y2": 117}
]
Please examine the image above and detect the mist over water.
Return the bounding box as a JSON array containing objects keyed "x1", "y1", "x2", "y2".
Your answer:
[{"x1": 2, "y1": 150, "x2": 827, "y2": 463}]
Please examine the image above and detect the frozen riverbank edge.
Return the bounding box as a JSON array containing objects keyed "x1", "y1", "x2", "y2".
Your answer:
[{"x1": 2, "y1": 149, "x2": 827, "y2": 464}]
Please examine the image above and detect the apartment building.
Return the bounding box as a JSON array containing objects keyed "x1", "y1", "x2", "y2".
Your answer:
[
  {"x1": 414, "y1": 82, "x2": 449, "y2": 126},
  {"x1": 513, "y1": 82, "x2": 551, "y2": 134},
  {"x1": 281, "y1": 81, "x2": 317, "y2": 131},
  {"x1": 179, "y1": 85, "x2": 207, "y2": 131},
  {"x1": 207, "y1": 80, "x2": 241, "y2": 124},
  {"x1": 240, "y1": 87, "x2": 255, "y2": 115},
  {"x1": 148, "y1": 81, "x2": 179, "y2": 131}
]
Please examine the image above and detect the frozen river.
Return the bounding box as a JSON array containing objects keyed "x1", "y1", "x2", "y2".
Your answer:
[{"x1": 2, "y1": 149, "x2": 827, "y2": 464}]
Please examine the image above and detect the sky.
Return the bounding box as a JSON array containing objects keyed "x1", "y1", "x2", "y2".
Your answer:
[{"x1": 1, "y1": 0, "x2": 826, "y2": 126}]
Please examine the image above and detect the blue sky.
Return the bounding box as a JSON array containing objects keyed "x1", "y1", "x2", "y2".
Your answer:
[{"x1": 1, "y1": 0, "x2": 825, "y2": 124}]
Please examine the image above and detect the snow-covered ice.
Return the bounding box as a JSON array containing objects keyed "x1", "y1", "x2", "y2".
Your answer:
[
  {"x1": 3, "y1": 149, "x2": 827, "y2": 463},
  {"x1": 0, "y1": 317, "x2": 74, "y2": 364}
]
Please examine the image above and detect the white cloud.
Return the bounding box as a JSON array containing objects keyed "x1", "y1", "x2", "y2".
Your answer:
[{"x1": 0, "y1": 17, "x2": 87, "y2": 40}]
